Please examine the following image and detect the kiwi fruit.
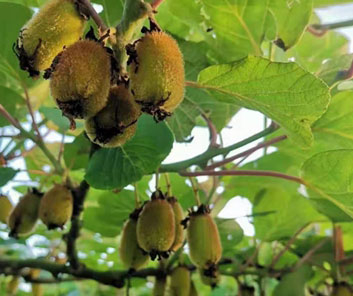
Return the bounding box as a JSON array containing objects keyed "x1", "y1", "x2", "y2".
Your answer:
[
  {"x1": 153, "y1": 275, "x2": 167, "y2": 296},
  {"x1": 169, "y1": 265, "x2": 191, "y2": 296},
  {"x1": 167, "y1": 196, "x2": 184, "y2": 252},
  {"x1": 0, "y1": 195, "x2": 13, "y2": 224},
  {"x1": 332, "y1": 282, "x2": 353, "y2": 296},
  {"x1": 189, "y1": 280, "x2": 198, "y2": 296},
  {"x1": 8, "y1": 188, "x2": 43, "y2": 238},
  {"x1": 186, "y1": 204, "x2": 222, "y2": 271},
  {"x1": 85, "y1": 84, "x2": 141, "y2": 147},
  {"x1": 6, "y1": 276, "x2": 20, "y2": 296},
  {"x1": 39, "y1": 184, "x2": 73, "y2": 230},
  {"x1": 127, "y1": 21, "x2": 184, "y2": 121},
  {"x1": 14, "y1": 0, "x2": 86, "y2": 77},
  {"x1": 136, "y1": 190, "x2": 175, "y2": 260},
  {"x1": 49, "y1": 38, "x2": 112, "y2": 124},
  {"x1": 119, "y1": 209, "x2": 149, "y2": 270}
]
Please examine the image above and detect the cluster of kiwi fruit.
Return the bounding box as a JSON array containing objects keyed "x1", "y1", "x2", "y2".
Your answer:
[
  {"x1": 118, "y1": 189, "x2": 223, "y2": 294},
  {"x1": 14, "y1": 0, "x2": 185, "y2": 148},
  {"x1": 0, "y1": 184, "x2": 73, "y2": 238}
]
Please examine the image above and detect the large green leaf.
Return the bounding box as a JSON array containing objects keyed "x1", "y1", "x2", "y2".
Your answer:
[
  {"x1": 253, "y1": 187, "x2": 324, "y2": 241},
  {"x1": 216, "y1": 218, "x2": 243, "y2": 256},
  {"x1": 0, "y1": 167, "x2": 18, "y2": 187},
  {"x1": 85, "y1": 115, "x2": 174, "y2": 189},
  {"x1": 64, "y1": 133, "x2": 91, "y2": 171},
  {"x1": 270, "y1": 0, "x2": 313, "y2": 50},
  {"x1": 197, "y1": 56, "x2": 330, "y2": 147},
  {"x1": 301, "y1": 150, "x2": 353, "y2": 221}
]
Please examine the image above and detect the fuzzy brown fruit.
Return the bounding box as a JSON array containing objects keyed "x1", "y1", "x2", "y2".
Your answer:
[
  {"x1": 0, "y1": 195, "x2": 13, "y2": 224},
  {"x1": 136, "y1": 190, "x2": 175, "y2": 260},
  {"x1": 119, "y1": 209, "x2": 149, "y2": 270},
  {"x1": 186, "y1": 204, "x2": 222, "y2": 272},
  {"x1": 167, "y1": 196, "x2": 184, "y2": 252},
  {"x1": 8, "y1": 188, "x2": 43, "y2": 238},
  {"x1": 49, "y1": 39, "x2": 112, "y2": 122},
  {"x1": 85, "y1": 84, "x2": 141, "y2": 147},
  {"x1": 127, "y1": 25, "x2": 184, "y2": 121},
  {"x1": 169, "y1": 266, "x2": 191, "y2": 296},
  {"x1": 39, "y1": 184, "x2": 73, "y2": 230},
  {"x1": 14, "y1": 0, "x2": 85, "y2": 77}
]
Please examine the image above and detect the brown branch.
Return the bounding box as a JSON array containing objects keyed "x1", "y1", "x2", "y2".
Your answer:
[
  {"x1": 206, "y1": 135, "x2": 287, "y2": 170},
  {"x1": 151, "y1": 0, "x2": 165, "y2": 9},
  {"x1": 270, "y1": 223, "x2": 309, "y2": 269},
  {"x1": 180, "y1": 170, "x2": 305, "y2": 185},
  {"x1": 0, "y1": 104, "x2": 21, "y2": 129},
  {"x1": 201, "y1": 113, "x2": 219, "y2": 148},
  {"x1": 307, "y1": 25, "x2": 328, "y2": 37},
  {"x1": 77, "y1": 0, "x2": 108, "y2": 31}
]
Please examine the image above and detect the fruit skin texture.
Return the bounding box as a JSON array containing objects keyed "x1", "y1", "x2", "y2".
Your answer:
[
  {"x1": 50, "y1": 39, "x2": 111, "y2": 120},
  {"x1": 136, "y1": 191, "x2": 175, "y2": 259},
  {"x1": 39, "y1": 184, "x2": 73, "y2": 230},
  {"x1": 169, "y1": 266, "x2": 191, "y2": 296},
  {"x1": 153, "y1": 275, "x2": 167, "y2": 296},
  {"x1": 6, "y1": 276, "x2": 19, "y2": 295},
  {"x1": 187, "y1": 205, "x2": 222, "y2": 270},
  {"x1": 8, "y1": 189, "x2": 43, "y2": 238},
  {"x1": 119, "y1": 210, "x2": 149, "y2": 270},
  {"x1": 189, "y1": 280, "x2": 198, "y2": 296},
  {"x1": 168, "y1": 197, "x2": 184, "y2": 252},
  {"x1": 0, "y1": 195, "x2": 13, "y2": 224},
  {"x1": 16, "y1": 0, "x2": 85, "y2": 76},
  {"x1": 85, "y1": 84, "x2": 141, "y2": 147},
  {"x1": 128, "y1": 30, "x2": 184, "y2": 121},
  {"x1": 332, "y1": 283, "x2": 353, "y2": 296}
]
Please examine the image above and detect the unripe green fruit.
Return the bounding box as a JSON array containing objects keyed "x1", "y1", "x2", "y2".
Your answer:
[
  {"x1": 169, "y1": 266, "x2": 191, "y2": 296},
  {"x1": 6, "y1": 276, "x2": 19, "y2": 296},
  {"x1": 137, "y1": 190, "x2": 175, "y2": 260},
  {"x1": 199, "y1": 268, "x2": 220, "y2": 288},
  {"x1": 332, "y1": 283, "x2": 353, "y2": 296},
  {"x1": 14, "y1": 0, "x2": 85, "y2": 77},
  {"x1": 119, "y1": 209, "x2": 149, "y2": 270},
  {"x1": 0, "y1": 195, "x2": 13, "y2": 224},
  {"x1": 39, "y1": 184, "x2": 73, "y2": 230},
  {"x1": 168, "y1": 197, "x2": 184, "y2": 252},
  {"x1": 85, "y1": 84, "x2": 141, "y2": 147},
  {"x1": 153, "y1": 275, "x2": 167, "y2": 296},
  {"x1": 189, "y1": 280, "x2": 198, "y2": 296},
  {"x1": 128, "y1": 28, "x2": 184, "y2": 121},
  {"x1": 8, "y1": 188, "x2": 43, "y2": 238},
  {"x1": 49, "y1": 39, "x2": 112, "y2": 121},
  {"x1": 187, "y1": 205, "x2": 222, "y2": 270}
]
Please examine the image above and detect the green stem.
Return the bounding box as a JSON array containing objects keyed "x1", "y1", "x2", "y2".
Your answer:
[
  {"x1": 312, "y1": 19, "x2": 353, "y2": 31},
  {"x1": 160, "y1": 123, "x2": 278, "y2": 172}
]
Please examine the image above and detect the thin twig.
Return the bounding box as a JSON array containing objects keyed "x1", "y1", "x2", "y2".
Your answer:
[
  {"x1": 0, "y1": 104, "x2": 20, "y2": 128},
  {"x1": 78, "y1": 0, "x2": 108, "y2": 31},
  {"x1": 239, "y1": 242, "x2": 263, "y2": 272},
  {"x1": 188, "y1": 177, "x2": 201, "y2": 206},
  {"x1": 180, "y1": 170, "x2": 305, "y2": 185},
  {"x1": 270, "y1": 223, "x2": 309, "y2": 269},
  {"x1": 58, "y1": 133, "x2": 65, "y2": 162},
  {"x1": 307, "y1": 25, "x2": 328, "y2": 37},
  {"x1": 151, "y1": 0, "x2": 165, "y2": 9},
  {"x1": 201, "y1": 113, "x2": 218, "y2": 148},
  {"x1": 206, "y1": 135, "x2": 287, "y2": 170}
]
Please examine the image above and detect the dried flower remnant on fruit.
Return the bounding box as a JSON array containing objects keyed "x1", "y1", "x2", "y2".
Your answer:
[
  {"x1": 39, "y1": 184, "x2": 73, "y2": 230},
  {"x1": 136, "y1": 190, "x2": 175, "y2": 260},
  {"x1": 49, "y1": 38, "x2": 112, "y2": 126},
  {"x1": 13, "y1": 0, "x2": 86, "y2": 77},
  {"x1": 127, "y1": 20, "x2": 184, "y2": 122},
  {"x1": 8, "y1": 188, "x2": 43, "y2": 238},
  {"x1": 85, "y1": 84, "x2": 141, "y2": 147}
]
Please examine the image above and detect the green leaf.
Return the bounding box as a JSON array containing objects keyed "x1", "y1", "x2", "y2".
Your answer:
[
  {"x1": 273, "y1": 265, "x2": 313, "y2": 296},
  {"x1": 216, "y1": 218, "x2": 243, "y2": 256},
  {"x1": 93, "y1": 0, "x2": 124, "y2": 27},
  {"x1": 0, "y1": 167, "x2": 18, "y2": 186},
  {"x1": 314, "y1": 0, "x2": 353, "y2": 7},
  {"x1": 257, "y1": 242, "x2": 273, "y2": 267},
  {"x1": 0, "y1": 86, "x2": 26, "y2": 127},
  {"x1": 64, "y1": 133, "x2": 91, "y2": 170},
  {"x1": 270, "y1": 0, "x2": 313, "y2": 50},
  {"x1": 85, "y1": 115, "x2": 174, "y2": 189},
  {"x1": 253, "y1": 187, "x2": 324, "y2": 241},
  {"x1": 83, "y1": 190, "x2": 135, "y2": 237},
  {"x1": 40, "y1": 107, "x2": 70, "y2": 132},
  {"x1": 197, "y1": 56, "x2": 330, "y2": 147},
  {"x1": 301, "y1": 150, "x2": 353, "y2": 221}
]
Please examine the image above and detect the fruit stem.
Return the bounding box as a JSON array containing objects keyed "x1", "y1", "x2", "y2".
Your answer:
[
  {"x1": 164, "y1": 173, "x2": 172, "y2": 196},
  {"x1": 77, "y1": 0, "x2": 108, "y2": 31},
  {"x1": 188, "y1": 177, "x2": 201, "y2": 206}
]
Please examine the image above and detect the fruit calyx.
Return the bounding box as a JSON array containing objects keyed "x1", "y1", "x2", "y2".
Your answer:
[{"x1": 181, "y1": 204, "x2": 211, "y2": 229}]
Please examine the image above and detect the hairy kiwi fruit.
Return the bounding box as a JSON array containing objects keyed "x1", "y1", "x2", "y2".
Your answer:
[
  {"x1": 136, "y1": 190, "x2": 175, "y2": 260},
  {"x1": 119, "y1": 209, "x2": 149, "y2": 270},
  {"x1": 0, "y1": 195, "x2": 13, "y2": 224},
  {"x1": 8, "y1": 188, "x2": 43, "y2": 238},
  {"x1": 153, "y1": 275, "x2": 167, "y2": 296},
  {"x1": 14, "y1": 0, "x2": 86, "y2": 77},
  {"x1": 169, "y1": 265, "x2": 191, "y2": 296},
  {"x1": 186, "y1": 205, "x2": 222, "y2": 271},
  {"x1": 167, "y1": 196, "x2": 184, "y2": 252},
  {"x1": 49, "y1": 38, "x2": 112, "y2": 123},
  {"x1": 332, "y1": 282, "x2": 353, "y2": 296},
  {"x1": 127, "y1": 21, "x2": 184, "y2": 121},
  {"x1": 6, "y1": 276, "x2": 20, "y2": 295},
  {"x1": 39, "y1": 184, "x2": 73, "y2": 230},
  {"x1": 85, "y1": 84, "x2": 141, "y2": 147}
]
